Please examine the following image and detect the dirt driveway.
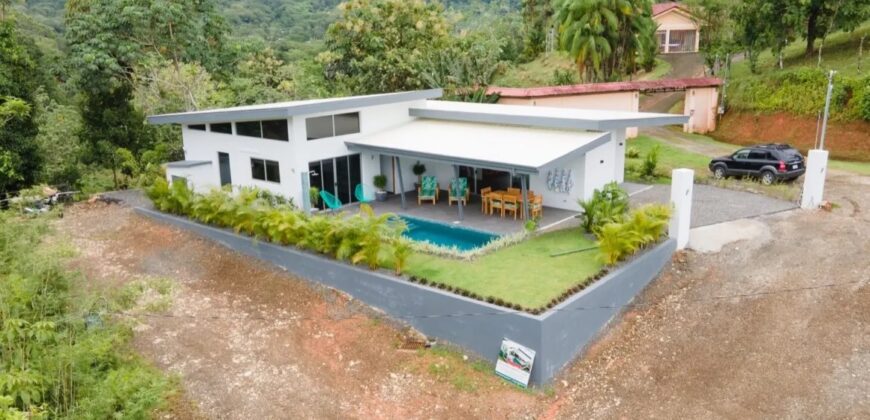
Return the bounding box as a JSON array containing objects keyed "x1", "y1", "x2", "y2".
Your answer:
[{"x1": 57, "y1": 171, "x2": 869, "y2": 418}]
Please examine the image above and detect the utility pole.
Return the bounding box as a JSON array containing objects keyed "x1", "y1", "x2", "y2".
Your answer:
[{"x1": 818, "y1": 70, "x2": 835, "y2": 150}]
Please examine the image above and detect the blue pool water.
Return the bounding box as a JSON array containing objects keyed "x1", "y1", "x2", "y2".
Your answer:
[{"x1": 398, "y1": 216, "x2": 499, "y2": 251}]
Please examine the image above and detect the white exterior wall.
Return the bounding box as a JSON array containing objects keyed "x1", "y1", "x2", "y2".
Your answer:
[
  {"x1": 165, "y1": 162, "x2": 214, "y2": 192},
  {"x1": 683, "y1": 87, "x2": 719, "y2": 134},
  {"x1": 582, "y1": 135, "x2": 617, "y2": 201},
  {"x1": 177, "y1": 123, "x2": 295, "y2": 198},
  {"x1": 175, "y1": 100, "x2": 424, "y2": 205},
  {"x1": 611, "y1": 129, "x2": 627, "y2": 183}
]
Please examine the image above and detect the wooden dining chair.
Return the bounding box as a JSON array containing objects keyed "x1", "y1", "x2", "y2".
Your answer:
[
  {"x1": 489, "y1": 192, "x2": 504, "y2": 217},
  {"x1": 530, "y1": 195, "x2": 543, "y2": 219},
  {"x1": 507, "y1": 187, "x2": 520, "y2": 196},
  {"x1": 479, "y1": 186, "x2": 492, "y2": 214},
  {"x1": 503, "y1": 195, "x2": 519, "y2": 219}
]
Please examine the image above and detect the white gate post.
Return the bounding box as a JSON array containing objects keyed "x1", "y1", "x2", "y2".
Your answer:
[
  {"x1": 801, "y1": 149, "x2": 829, "y2": 209},
  {"x1": 669, "y1": 169, "x2": 694, "y2": 250}
]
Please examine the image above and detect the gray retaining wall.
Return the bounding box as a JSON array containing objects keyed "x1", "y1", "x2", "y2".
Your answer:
[{"x1": 136, "y1": 207, "x2": 675, "y2": 386}]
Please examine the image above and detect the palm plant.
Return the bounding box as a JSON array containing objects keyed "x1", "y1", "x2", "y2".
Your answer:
[
  {"x1": 595, "y1": 221, "x2": 641, "y2": 265},
  {"x1": 391, "y1": 238, "x2": 413, "y2": 275}
]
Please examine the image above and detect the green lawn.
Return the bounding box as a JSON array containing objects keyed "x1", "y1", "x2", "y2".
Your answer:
[
  {"x1": 626, "y1": 135, "x2": 711, "y2": 183},
  {"x1": 398, "y1": 228, "x2": 603, "y2": 309}
]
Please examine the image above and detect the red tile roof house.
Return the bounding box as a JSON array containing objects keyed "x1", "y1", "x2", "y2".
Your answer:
[{"x1": 653, "y1": 2, "x2": 700, "y2": 53}]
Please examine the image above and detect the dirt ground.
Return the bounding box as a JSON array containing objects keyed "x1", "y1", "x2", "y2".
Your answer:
[
  {"x1": 57, "y1": 171, "x2": 869, "y2": 419},
  {"x1": 713, "y1": 111, "x2": 870, "y2": 161}
]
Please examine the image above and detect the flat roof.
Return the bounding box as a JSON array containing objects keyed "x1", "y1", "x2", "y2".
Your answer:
[
  {"x1": 410, "y1": 100, "x2": 688, "y2": 131},
  {"x1": 147, "y1": 89, "x2": 443, "y2": 125},
  {"x1": 345, "y1": 119, "x2": 610, "y2": 174},
  {"x1": 165, "y1": 160, "x2": 211, "y2": 168},
  {"x1": 488, "y1": 77, "x2": 723, "y2": 98}
]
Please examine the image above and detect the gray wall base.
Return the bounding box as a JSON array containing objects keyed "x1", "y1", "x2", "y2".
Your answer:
[{"x1": 136, "y1": 207, "x2": 675, "y2": 386}]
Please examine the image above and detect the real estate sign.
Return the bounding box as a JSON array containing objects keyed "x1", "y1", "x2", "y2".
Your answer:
[{"x1": 495, "y1": 338, "x2": 536, "y2": 387}]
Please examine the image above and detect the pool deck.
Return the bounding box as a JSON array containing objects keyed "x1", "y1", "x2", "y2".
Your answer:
[{"x1": 362, "y1": 191, "x2": 579, "y2": 235}]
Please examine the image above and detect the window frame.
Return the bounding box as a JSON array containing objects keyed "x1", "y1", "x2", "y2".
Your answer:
[
  {"x1": 235, "y1": 120, "x2": 263, "y2": 138},
  {"x1": 188, "y1": 124, "x2": 206, "y2": 131},
  {"x1": 261, "y1": 119, "x2": 289, "y2": 141},
  {"x1": 250, "y1": 158, "x2": 281, "y2": 184},
  {"x1": 210, "y1": 122, "x2": 233, "y2": 134},
  {"x1": 305, "y1": 112, "x2": 361, "y2": 141}
]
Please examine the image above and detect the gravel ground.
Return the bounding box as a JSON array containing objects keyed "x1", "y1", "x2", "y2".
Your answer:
[
  {"x1": 628, "y1": 182, "x2": 798, "y2": 227},
  {"x1": 55, "y1": 170, "x2": 869, "y2": 419}
]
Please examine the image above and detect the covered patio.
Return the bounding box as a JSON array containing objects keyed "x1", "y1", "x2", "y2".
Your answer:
[
  {"x1": 369, "y1": 191, "x2": 578, "y2": 235},
  {"x1": 345, "y1": 119, "x2": 611, "y2": 234}
]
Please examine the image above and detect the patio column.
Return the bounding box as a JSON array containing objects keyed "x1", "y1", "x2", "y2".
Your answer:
[
  {"x1": 453, "y1": 164, "x2": 464, "y2": 221},
  {"x1": 520, "y1": 173, "x2": 529, "y2": 221},
  {"x1": 395, "y1": 156, "x2": 407, "y2": 210}
]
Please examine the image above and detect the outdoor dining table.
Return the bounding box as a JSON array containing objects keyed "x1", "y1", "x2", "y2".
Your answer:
[{"x1": 485, "y1": 190, "x2": 532, "y2": 218}]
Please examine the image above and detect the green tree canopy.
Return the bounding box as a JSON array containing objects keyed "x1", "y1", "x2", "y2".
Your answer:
[
  {"x1": 319, "y1": 0, "x2": 452, "y2": 94},
  {"x1": 556, "y1": 0, "x2": 656, "y2": 82}
]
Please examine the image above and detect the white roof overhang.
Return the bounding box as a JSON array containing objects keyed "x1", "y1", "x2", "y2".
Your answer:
[
  {"x1": 410, "y1": 100, "x2": 689, "y2": 131},
  {"x1": 345, "y1": 120, "x2": 610, "y2": 175}
]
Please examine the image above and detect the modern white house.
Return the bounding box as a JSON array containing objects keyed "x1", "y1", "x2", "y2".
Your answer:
[{"x1": 147, "y1": 89, "x2": 686, "y2": 216}]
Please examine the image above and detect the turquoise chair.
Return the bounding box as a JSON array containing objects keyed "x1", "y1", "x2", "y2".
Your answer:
[
  {"x1": 354, "y1": 184, "x2": 375, "y2": 203},
  {"x1": 448, "y1": 177, "x2": 469, "y2": 206},
  {"x1": 319, "y1": 190, "x2": 342, "y2": 212},
  {"x1": 417, "y1": 175, "x2": 439, "y2": 205}
]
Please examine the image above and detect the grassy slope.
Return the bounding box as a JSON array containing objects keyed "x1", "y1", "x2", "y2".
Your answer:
[
  {"x1": 730, "y1": 22, "x2": 870, "y2": 80},
  {"x1": 400, "y1": 228, "x2": 602, "y2": 309},
  {"x1": 492, "y1": 52, "x2": 671, "y2": 87}
]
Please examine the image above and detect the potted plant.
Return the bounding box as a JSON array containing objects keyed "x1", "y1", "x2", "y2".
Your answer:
[
  {"x1": 309, "y1": 186, "x2": 320, "y2": 211},
  {"x1": 412, "y1": 161, "x2": 426, "y2": 189},
  {"x1": 373, "y1": 174, "x2": 388, "y2": 201}
]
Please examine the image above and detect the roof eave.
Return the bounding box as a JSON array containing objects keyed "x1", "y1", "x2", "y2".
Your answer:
[
  {"x1": 147, "y1": 88, "x2": 444, "y2": 125},
  {"x1": 346, "y1": 142, "x2": 541, "y2": 175}
]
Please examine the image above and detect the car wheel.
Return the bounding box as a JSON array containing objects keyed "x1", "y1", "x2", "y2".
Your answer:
[
  {"x1": 713, "y1": 166, "x2": 726, "y2": 179},
  {"x1": 760, "y1": 170, "x2": 775, "y2": 185}
]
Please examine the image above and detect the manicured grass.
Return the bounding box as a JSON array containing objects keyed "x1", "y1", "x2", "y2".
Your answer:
[
  {"x1": 399, "y1": 228, "x2": 602, "y2": 309},
  {"x1": 626, "y1": 135, "x2": 711, "y2": 176}
]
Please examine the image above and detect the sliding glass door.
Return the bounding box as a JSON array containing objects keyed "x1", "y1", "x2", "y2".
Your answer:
[{"x1": 308, "y1": 153, "x2": 361, "y2": 208}]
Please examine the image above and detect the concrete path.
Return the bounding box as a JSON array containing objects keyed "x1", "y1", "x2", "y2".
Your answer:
[
  {"x1": 639, "y1": 53, "x2": 706, "y2": 113},
  {"x1": 626, "y1": 182, "x2": 798, "y2": 228}
]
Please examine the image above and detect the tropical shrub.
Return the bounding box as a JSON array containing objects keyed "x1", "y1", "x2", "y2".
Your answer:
[
  {"x1": 373, "y1": 174, "x2": 387, "y2": 191},
  {"x1": 391, "y1": 238, "x2": 412, "y2": 275},
  {"x1": 146, "y1": 178, "x2": 406, "y2": 271},
  {"x1": 0, "y1": 211, "x2": 172, "y2": 417},
  {"x1": 640, "y1": 144, "x2": 660, "y2": 179},
  {"x1": 595, "y1": 204, "x2": 671, "y2": 265},
  {"x1": 626, "y1": 146, "x2": 640, "y2": 158},
  {"x1": 577, "y1": 182, "x2": 629, "y2": 233}
]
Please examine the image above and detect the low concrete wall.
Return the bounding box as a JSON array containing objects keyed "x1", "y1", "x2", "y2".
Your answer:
[{"x1": 136, "y1": 207, "x2": 675, "y2": 385}]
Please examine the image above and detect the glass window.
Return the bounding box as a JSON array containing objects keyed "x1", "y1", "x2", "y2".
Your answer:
[
  {"x1": 236, "y1": 121, "x2": 262, "y2": 138},
  {"x1": 333, "y1": 112, "x2": 360, "y2": 136},
  {"x1": 188, "y1": 124, "x2": 206, "y2": 131},
  {"x1": 210, "y1": 122, "x2": 232, "y2": 134},
  {"x1": 748, "y1": 151, "x2": 768, "y2": 160},
  {"x1": 251, "y1": 158, "x2": 266, "y2": 181},
  {"x1": 265, "y1": 160, "x2": 281, "y2": 183},
  {"x1": 733, "y1": 150, "x2": 750, "y2": 160},
  {"x1": 306, "y1": 115, "x2": 334, "y2": 140},
  {"x1": 261, "y1": 119, "x2": 289, "y2": 141}
]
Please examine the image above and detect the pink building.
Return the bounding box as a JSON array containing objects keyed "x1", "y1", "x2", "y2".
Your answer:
[{"x1": 653, "y1": 2, "x2": 700, "y2": 54}]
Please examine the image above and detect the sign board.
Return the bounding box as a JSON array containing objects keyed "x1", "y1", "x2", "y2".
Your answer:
[{"x1": 495, "y1": 338, "x2": 536, "y2": 388}]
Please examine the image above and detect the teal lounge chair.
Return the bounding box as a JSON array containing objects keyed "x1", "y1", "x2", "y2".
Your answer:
[
  {"x1": 319, "y1": 190, "x2": 342, "y2": 212},
  {"x1": 417, "y1": 175, "x2": 439, "y2": 205},
  {"x1": 448, "y1": 177, "x2": 469, "y2": 206},
  {"x1": 354, "y1": 184, "x2": 375, "y2": 203}
]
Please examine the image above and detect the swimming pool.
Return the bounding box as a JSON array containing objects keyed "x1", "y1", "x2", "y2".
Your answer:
[{"x1": 398, "y1": 216, "x2": 499, "y2": 251}]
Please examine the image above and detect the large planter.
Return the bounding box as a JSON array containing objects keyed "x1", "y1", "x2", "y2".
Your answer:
[{"x1": 375, "y1": 190, "x2": 388, "y2": 202}]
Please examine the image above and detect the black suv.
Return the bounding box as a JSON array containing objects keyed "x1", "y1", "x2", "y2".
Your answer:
[{"x1": 708, "y1": 144, "x2": 805, "y2": 185}]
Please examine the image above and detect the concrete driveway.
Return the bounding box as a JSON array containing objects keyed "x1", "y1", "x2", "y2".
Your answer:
[{"x1": 626, "y1": 182, "x2": 798, "y2": 228}]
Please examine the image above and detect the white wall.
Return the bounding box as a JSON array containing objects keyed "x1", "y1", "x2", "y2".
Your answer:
[
  {"x1": 178, "y1": 123, "x2": 295, "y2": 198},
  {"x1": 529, "y1": 153, "x2": 586, "y2": 211},
  {"x1": 583, "y1": 134, "x2": 616, "y2": 201},
  {"x1": 611, "y1": 129, "x2": 626, "y2": 183},
  {"x1": 176, "y1": 99, "x2": 424, "y2": 205},
  {"x1": 166, "y1": 163, "x2": 214, "y2": 193}
]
